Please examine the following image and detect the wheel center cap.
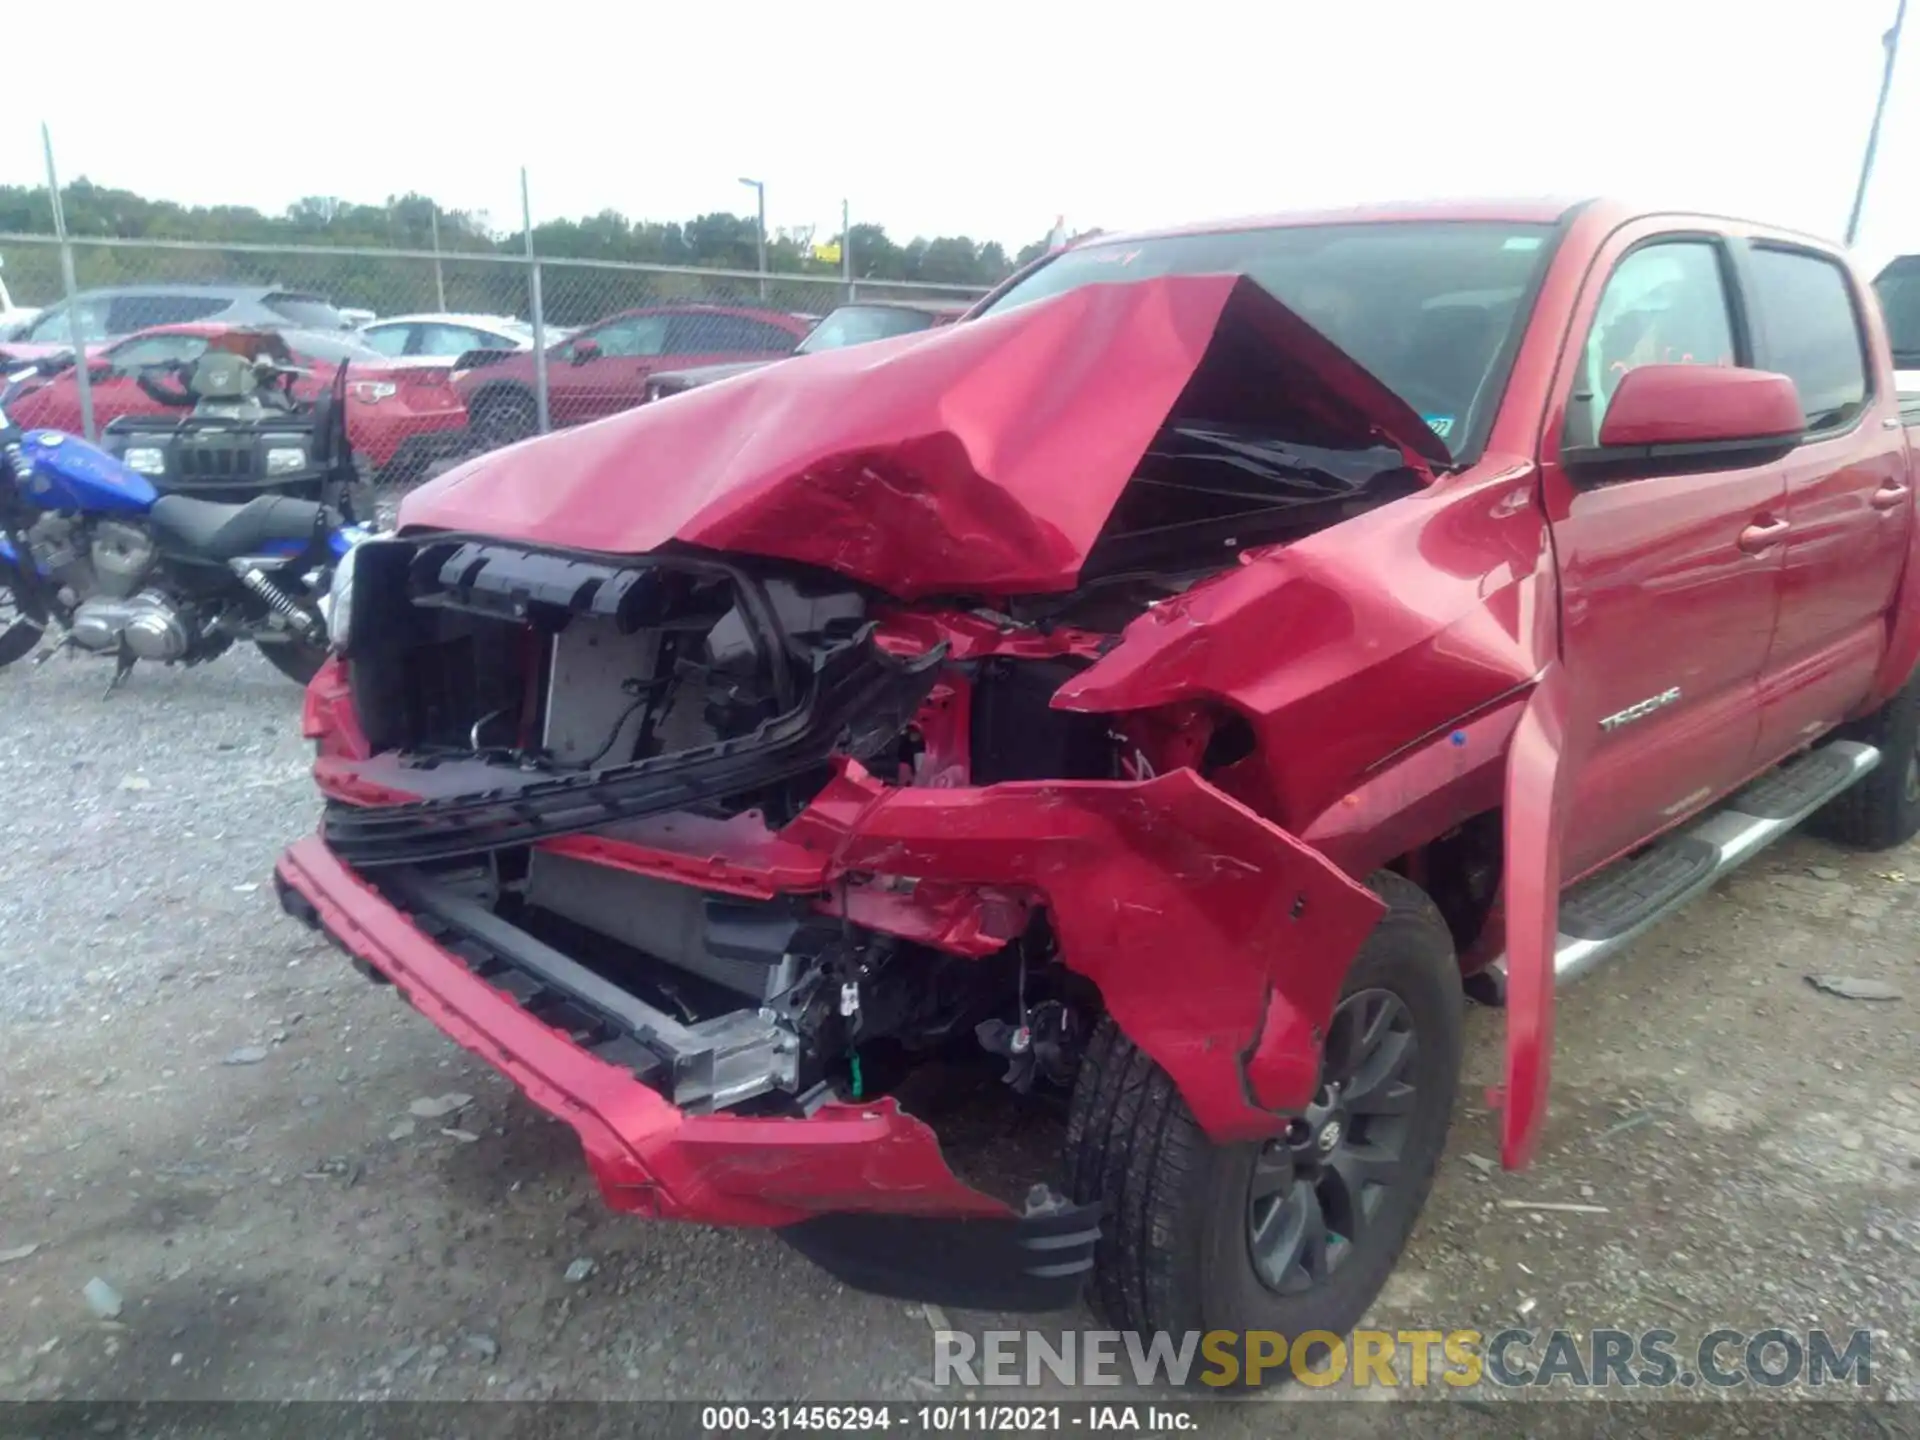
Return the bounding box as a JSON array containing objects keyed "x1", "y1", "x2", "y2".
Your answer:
[{"x1": 1316, "y1": 1118, "x2": 1344, "y2": 1153}]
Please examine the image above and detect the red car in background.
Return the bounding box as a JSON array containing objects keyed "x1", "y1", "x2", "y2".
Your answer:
[
  {"x1": 5, "y1": 323, "x2": 469, "y2": 485},
  {"x1": 452, "y1": 303, "x2": 814, "y2": 445}
]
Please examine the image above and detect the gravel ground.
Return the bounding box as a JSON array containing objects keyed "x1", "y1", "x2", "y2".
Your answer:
[{"x1": 0, "y1": 645, "x2": 1916, "y2": 1427}]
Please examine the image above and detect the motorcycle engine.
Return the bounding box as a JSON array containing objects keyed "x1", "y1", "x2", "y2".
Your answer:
[
  {"x1": 28, "y1": 515, "x2": 185, "y2": 659},
  {"x1": 23, "y1": 514, "x2": 90, "y2": 599},
  {"x1": 23, "y1": 517, "x2": 156, "y2": 603},
  {"x1": 89, "y1": 521, "x2": 157, "y2": 598},
  {"x1": 70, "y1": 590, "x2": 194, "y2": 660}
]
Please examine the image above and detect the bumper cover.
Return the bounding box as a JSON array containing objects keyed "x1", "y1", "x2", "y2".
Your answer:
[{"x1": 274, "y1": 835, "x2": 1097, "y2": 1310}]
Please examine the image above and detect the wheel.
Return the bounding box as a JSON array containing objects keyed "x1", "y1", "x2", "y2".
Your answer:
[
  {"x1": 469, "y1": 387, "x2": 538, "y2": 451},
  {"x1": 1810, "y1": 665, "x2": 1920, "y2": 850},
  {"x1": 256, "y1": 638, "x2": 328, "y2": 686},
  {"x1": 1064, "y1": 871, "x2": 1462, "y2": 1387},
  {"x1": 0, "y1": 564, "x2": 48, "y2": 670}
]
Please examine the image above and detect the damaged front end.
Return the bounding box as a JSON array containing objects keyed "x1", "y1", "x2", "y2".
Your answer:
[{"x1": 277, "y1": 274, "x2": 1423, "y2": 1308}]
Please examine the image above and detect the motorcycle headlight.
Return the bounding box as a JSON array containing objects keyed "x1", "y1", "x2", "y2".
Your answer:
[
  {"x1": 326, "y1": 538, "x2": 359, "y2": 654},
  {"x1": 265, "y1": 445, "x2": 308, "y2": 475},
  {"x1": 122, "y1": 446, "x2": 166, "y2": 475}
]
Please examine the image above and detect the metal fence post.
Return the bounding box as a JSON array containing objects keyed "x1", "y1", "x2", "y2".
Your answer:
[
  {"x1": 429, "y1": 208, "x2": 448, "y2": 313},
  {"x1": 1847, "y1": 0, "x2": 1908, "y2": 245},
  {"x1": 521, "y1": 167, "x2": 551, "y2": 435},
  {"x1": 40, "y1": 124, "x2": 95, "y2": 443},
  {"x1": 843, "y1": 199, "x2": 854, "y2": 304}
]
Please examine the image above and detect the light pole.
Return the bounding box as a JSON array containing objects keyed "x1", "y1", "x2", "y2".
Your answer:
[
  {"x1": 1847, "y1": 0, "x2": 1908, "y2": 246},
  {"x1": 738, "y1": 177, "x2": 767, "y2": 298}
]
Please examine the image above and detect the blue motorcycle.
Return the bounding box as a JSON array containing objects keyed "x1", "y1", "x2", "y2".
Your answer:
[{"x1": 0, "y1": 356, "x2": 369, "y2": 688}]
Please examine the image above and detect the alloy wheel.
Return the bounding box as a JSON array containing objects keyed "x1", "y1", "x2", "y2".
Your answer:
[{"x1": 1246, "y1": 988, "x2": 1419, "y2": 1294}]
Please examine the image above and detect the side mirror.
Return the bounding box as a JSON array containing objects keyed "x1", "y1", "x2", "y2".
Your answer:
[
  {"x1": 570, "y1": 339, "x2": 602, "y2": 365},
  {"x1": 1566, "y1": 365, "x2": 1805, "y2": 480}
]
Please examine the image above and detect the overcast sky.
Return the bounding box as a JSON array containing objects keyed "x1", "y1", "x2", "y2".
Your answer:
[{"x1": 3, "y1": 0, "x2": 1917, "y2": 262}]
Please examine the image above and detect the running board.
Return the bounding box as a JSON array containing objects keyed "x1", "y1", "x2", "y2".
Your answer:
[{"x1": 1504, "y1": 740, "x2": 1881, "y2": 987}]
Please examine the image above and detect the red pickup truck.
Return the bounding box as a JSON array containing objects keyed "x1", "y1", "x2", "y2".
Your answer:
[{"x1": 275, "y1": 198, "x2": 1920, "y2": 1371}]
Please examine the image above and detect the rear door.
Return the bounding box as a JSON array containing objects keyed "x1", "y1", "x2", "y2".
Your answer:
[
  {"x1": 664, "y1": 312, "x2": 801, "y2": 374},
  {"x1": 1739, "y1": 242, "x2": 1911, "y2": 761},
  {"x1": 1537, "y1": 228, "x2": 1784, "y2": 880}
]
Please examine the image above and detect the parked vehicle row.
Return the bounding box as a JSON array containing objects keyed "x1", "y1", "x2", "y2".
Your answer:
[{"x1": 1, "y1": 285, "x2": 976, "y2": 485}]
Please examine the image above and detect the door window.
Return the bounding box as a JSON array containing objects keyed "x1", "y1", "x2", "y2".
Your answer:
[
  {"x1": 359, "y1": 324, "x2": 415, "y2": 357},
  {"x1": 1746, "y1": 246, "x2": 1871, "y2": 432},
  {"x1": 417, "y1": 324, "x2": 499, "y2": 356},
  {"x1": 107, "y1": 294, "x2": 229, "y2": 332},
  {"x1": 668, "y1": 313, "x2": 798, "y2": 353},
  {"x1": 584, "y1": 315, "x2": 670, "y2": 358},
  {"x1": 1566, "y1": 241, "x2": 1738, "y2": 447},
  {"x1": 22, "y1": 298, "x2": 110, "y2": 344}
]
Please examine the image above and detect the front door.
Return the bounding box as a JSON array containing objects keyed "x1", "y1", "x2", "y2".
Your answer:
[
  {"x1": 1538, "y1": 230, "x2": 1786, "y2": 882},
  {"x1": 1502, "y1": 222, "x2": 1793, "y2": 1166}
]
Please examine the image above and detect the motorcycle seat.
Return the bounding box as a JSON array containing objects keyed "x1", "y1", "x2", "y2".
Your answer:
[{"x1": 150, "y1": 493, "x2": 325, "y2": 561}]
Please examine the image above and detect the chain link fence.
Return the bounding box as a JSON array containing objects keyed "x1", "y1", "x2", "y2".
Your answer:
[{"x1": 0, "y1": 205, "x2": 992, "y2": 502}]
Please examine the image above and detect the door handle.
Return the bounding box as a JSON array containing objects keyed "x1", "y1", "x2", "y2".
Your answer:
[
  {"x1": 1871, "y1": 482, "x2": 1911, "y2": 511},
  {"x1": 1737, "y1": 517, "x2": 1790, "y2": 554}
]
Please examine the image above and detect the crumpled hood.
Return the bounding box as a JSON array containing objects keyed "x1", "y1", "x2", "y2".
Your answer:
[{"x1": 401, "y1": 274, "x2": 1448, "y2": 599}]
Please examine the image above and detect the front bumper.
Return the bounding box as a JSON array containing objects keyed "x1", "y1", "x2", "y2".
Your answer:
[{"x1": 274, "y1": 834, "x2": 1100, "y2": 1311}]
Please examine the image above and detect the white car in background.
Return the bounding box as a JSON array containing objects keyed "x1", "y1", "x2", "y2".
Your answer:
[
  {"x1": 0, "y1": 258, "x2": 41, "y2": 338},
  {"x1": 356, "y1": 312, "x2": 558, "y2": 359}
]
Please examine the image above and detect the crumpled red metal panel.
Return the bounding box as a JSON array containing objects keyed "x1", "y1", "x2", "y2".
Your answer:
[
  {"x1": 276, "y1": 835, "x2": 1010, "y2": 1226},
  {"x1": 398, "y1": 275, "x2": 1443, "y2": 599},
  {"x1": 820, "y1": 763, "x2": 1387, "y2": 1140}
]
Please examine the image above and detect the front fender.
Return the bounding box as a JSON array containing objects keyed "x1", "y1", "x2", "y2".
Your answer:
[
  {"x1": 827, "y1": 766, "x2": 1387, "y2": 1140},
  {"x1": 1498, "y1": 663, "x2": 1574, "y2": 1168}
]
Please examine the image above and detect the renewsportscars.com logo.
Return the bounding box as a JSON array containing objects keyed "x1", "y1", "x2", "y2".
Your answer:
[{"x1": 932, "y1": 1328, "x2": 1876, "y2": 1390}]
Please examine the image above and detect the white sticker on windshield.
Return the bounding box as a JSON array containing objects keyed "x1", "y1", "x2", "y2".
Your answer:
[
  {"x1": 1503, "y1": 235, "x2": 1544, "y2": 252},
  {"x1": 1423, "y1": 415, "x2": 1456, "y2": 439}
]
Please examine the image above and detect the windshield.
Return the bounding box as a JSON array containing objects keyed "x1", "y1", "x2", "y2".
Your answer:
[
  {"x1": 1875, "y1": 257, "x2": 1920, "y2": 368},
  {"x1": 22, "y1": 299, "x2": 109, "y2": 346},
  {"x1": 796, "y1": 305, "x2": 940, "y2": 354},
  {"x1": 980, "y1": 221, "x2": 1557, "y2": 459}
]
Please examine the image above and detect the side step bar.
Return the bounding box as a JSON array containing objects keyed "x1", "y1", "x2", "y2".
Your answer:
[{"x1": 1509, "y1": 740, "x2": 1881, "y2": 986}]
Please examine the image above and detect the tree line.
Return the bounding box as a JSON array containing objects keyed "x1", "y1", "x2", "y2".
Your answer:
[{"x1": 0, "y1": 181, "x2": 1062, "y2": 289}]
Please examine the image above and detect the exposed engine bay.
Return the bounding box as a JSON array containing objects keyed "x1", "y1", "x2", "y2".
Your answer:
[{"x1": 320, "y1": 401, "x2": 1416, "y2": 1119}]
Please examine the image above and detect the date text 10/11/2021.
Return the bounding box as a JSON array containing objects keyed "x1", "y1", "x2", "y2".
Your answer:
[{"x1": 701, "y1": 1406, "x2": 1195, "y2": 1432}]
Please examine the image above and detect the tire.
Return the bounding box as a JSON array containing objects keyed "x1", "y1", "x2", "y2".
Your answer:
[
  {"x1": 1064, "y1": 871, "x2": 1462, "y2": 1388},
  {"x1": 1810, "y1": 665, "x2": 1920, "y2": 850},
  {"x1": 469, "y1": 387, "x2": 538, "y2": 452},
  {"x1": 0, "y1": 564, "x2": 47, "y2": 671},
  {"x1": 257, "y1": 639, "x2": 328, "y2": 686}
]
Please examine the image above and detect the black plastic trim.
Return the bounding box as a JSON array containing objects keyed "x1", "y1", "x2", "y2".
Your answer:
[
  {"x1": 780, "y1": 1204, "x2": 1102, "y2": 1312},
  {"x1": 322, "y1": 630, "x2": 943, "y2": 868}
]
